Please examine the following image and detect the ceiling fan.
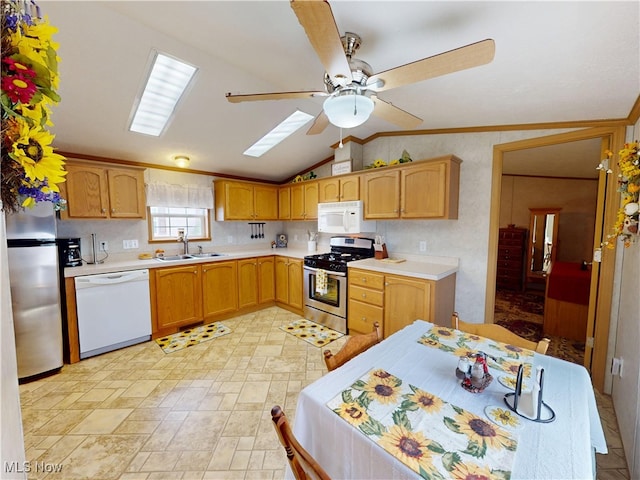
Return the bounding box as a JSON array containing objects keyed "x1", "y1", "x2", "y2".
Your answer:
[{"x1": 226, "y1": 0, "x2": 495, "y2": 135}]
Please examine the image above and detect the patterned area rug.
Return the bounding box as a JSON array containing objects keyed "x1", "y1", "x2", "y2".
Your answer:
[
  {"x1": 155, "y1": 322, "x2": 231, "y2": 353},
  {"x1": 494, "y1": 289, "x2": 544, "y2": 324},
  {"x1": 280, "y1": 319, "x2": 344, "y2": 347},
  {"x1": 494, "y1": 289, "x2": 585, "y2": 365}
]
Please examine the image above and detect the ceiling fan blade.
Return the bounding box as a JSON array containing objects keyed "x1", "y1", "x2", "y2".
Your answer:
[
  {"x1": 306, "y1": 111, "x2": 329, "y2": 135},
  {"x1": 371, "y1": 96, "x2": 423, "y2": 129},
  {"x1": 290, "y1": 0, "x2": 352, "y2": 85},
  {"x1": 226, "y1": 91, "x2": 326, "y2": 103},
  {"x1": 368, "y1": 39, "x2": 496, "y2": 92}
]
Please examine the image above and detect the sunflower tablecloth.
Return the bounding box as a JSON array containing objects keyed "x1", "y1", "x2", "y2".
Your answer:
[
  {"x1": 417, "y1": 324, "x2": 535, "y2": 380},
  {"x1": 327, "y1": 368, "x2": 518, "y2": 480}
]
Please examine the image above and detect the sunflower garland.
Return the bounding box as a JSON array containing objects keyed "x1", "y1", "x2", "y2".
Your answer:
[
  {"x1": 1, "y1": 0, "x2": 66, "y2": 213},
  {"x1": 603, "y1": 141, "x2": 640, "y2": 248}
]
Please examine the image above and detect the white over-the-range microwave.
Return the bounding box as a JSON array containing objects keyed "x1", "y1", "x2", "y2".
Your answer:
[{"x1": 317, "y1": 200, "x2": 377, "y2": 234}]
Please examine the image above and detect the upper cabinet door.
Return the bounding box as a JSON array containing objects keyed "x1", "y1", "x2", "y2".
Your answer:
[
  {"x1": 253, "y1": 185, "x2": 278, "y2": 220},
  {"x1": 401, "y1": 157, "x2": 460, "y2": 219},
  {"x1": 61, "y1": 164, "x2": 110, "y2": 219},
  {"x1": 318, "y1": 178, "x2": 340, "y2": 203},
  {"x1": 222, "y1": 182, "x2": 254, "y2": 220},
  {"x1": 340, "y1": 175, "x2": 360, "y2": 202},
  {"x1": 107, "y1": 168, "x2": 146, "y2": 218},
  {"x1": 362, "y1": 170, "x2": 400, "y2": 219}
]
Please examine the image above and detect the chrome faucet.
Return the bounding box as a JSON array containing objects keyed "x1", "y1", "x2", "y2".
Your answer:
[{"x1": 177, "y1": 229, "x2": 189, "y2": 255}]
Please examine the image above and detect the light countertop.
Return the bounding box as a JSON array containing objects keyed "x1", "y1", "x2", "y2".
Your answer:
[
  {"x1": 349, "y1": 257, "x2": 458, "y2": 281},
  {"x1": 63, "y1": 247, "x2": 318, "y2": 278},
  {"x1": 64, "y1": 247, "x2": 458, "y2": 281}
]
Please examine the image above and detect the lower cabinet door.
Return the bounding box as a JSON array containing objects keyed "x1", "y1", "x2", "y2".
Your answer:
[
  {"x1": 155, "y1": 265, "x2": 203, "y2": 330},
  {"x1": 202, "y1": 261, "x2": 238, "y2": 318}
]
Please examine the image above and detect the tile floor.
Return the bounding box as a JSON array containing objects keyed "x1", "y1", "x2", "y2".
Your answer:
[{"x1": 18, "y1": 306, "x2": 629, "y2": 479}]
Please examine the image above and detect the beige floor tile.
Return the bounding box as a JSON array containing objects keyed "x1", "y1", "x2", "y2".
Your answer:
[
  {"x1": 121, "y1": 379, "x2": 162, "y2": 397},
  {"x1": 69, "y1": 408, "x2": 132, "y2": 434},
  {"x1": 16, "y1": 307, "x2": 629, "y2": 479}
]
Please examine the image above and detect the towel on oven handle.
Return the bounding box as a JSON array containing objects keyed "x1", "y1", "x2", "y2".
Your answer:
[{"x1": 315, "y1": 269, "x2": 328, "y2": 295}]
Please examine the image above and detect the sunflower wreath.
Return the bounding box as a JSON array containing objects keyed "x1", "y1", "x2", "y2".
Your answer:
[
  {"x1": 603, "y1": 141, "x2": 640, "y2": 248},
  {"x1": 1, "y1": 0, "x2": 66, "y2": 213}
]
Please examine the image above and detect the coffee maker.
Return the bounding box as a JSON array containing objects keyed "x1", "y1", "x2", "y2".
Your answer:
[{"x1": 58, "y1": 238, "x2": 82, "y2": 267}]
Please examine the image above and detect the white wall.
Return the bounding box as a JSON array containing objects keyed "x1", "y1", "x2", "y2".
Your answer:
[
  {"x1": 1, "y1": 210, "x2": 27, "y2": 479},
  {"x1": 611, "y1": 121, "x2": 640, "y2": 477},
  {"x1": 359, "y1": 128, "x2": 572, "y2": 323}
]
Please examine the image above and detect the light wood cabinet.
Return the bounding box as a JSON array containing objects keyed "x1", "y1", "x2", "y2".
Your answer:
[
  {"x1": 348, "y1": 267, "x2": 456, "y2": 338},
  {"x1": 290, "y1": 181, "x2": 318, "y2": 220},
  {"x1": 257, "y1": 256, "x2": 276, "y2": 303},
  {"x1": 384, "y1": 275, "x2": 431, "y2": 337},
  {"x1": 318, "y1": 175, "x2": 360, "y2": 203},
  {"x1": 275, "y1": 256, "x2": 303, "y2": 311},
  {"x1": 154, "y1": 265, "x2": 203, "y2": 333},
  {"x1": 60, "y1": 161, "x2": 146, "y2": 219},
  {"x1": 348, "y1": 270, "x2": 384, "y2": 335},
  {"x1": 214, "y1": 180, "x2": 278, "y2": 220},
  {"x1": 362, "y1": 170, "x2": 401, "y2": 218},
  {"x1": 362, "y1": 156, "x2": 461, "y2": 220},
  {"x1": 237, "y1": 256, "x2": 275, "y2": 308},
  {"x1": 278, "y1": 186, "x2": 291, "y2": 220},
  {"x1": 202, "y1": 260, "x2": 238, "y2": 318}
]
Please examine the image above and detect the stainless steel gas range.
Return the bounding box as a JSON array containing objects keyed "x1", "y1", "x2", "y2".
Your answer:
[{"x1": 303, "y1": 236, "x2": 375, "y2": 334}]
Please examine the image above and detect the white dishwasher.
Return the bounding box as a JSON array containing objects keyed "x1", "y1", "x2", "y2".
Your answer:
[{"x1": 75, "y1": 269, "x2": 152, "y2": 359}]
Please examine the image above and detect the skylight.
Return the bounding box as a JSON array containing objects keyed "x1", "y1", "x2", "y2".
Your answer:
[
  {"x1": 243, "y1": 110, "x2": 314, "y2": 157},
  {"x1": 129, "y1": 51, "x2": 198, "y2": 137}
]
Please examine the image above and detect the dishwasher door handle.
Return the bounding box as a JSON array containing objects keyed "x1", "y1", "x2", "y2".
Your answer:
[{"x1": 75, "y1": 269, "x2": 149, "y2": 288}]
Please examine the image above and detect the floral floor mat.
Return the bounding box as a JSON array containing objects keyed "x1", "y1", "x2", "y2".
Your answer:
[
  {"x1": 155, "y1": 322, "x2": 231, "y2": 353},
  {"x1": 327, "y1": 368, "x2": 518, "y2": 479},
  {"x1": 280, "y1": 319, "x2": 344, "y2": 348}
]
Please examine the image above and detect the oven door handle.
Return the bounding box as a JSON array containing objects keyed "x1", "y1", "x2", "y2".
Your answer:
[{"x1": 304, "y1": 266, "x2": 346, "y2": 277}]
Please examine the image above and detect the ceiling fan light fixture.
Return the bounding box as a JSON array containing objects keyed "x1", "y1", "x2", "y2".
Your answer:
[{"x1": 323, "y1": 91, "x2": 374, "y2": 129}]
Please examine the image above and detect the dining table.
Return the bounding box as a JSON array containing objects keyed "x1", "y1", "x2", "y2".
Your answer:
[{"x1": 292, "y1": 320, "x2": 607, "y2": 480}]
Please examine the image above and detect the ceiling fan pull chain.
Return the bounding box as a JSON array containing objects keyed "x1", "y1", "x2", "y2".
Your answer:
[
  {"x1": 339, "y1": 128, "x2": 343, "y2": 148},
  {"x1": 353, "y1": 93, "x2": 358, "y2": 116}
]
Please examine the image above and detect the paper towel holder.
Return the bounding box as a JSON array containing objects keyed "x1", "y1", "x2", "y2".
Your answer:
[{"x1": 503, "y1": 364, "x2": 556, "y2": 423}]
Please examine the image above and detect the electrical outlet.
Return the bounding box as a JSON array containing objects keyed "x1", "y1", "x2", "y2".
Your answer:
[
  {"x1": 122, "y1": 240, "x2": 139, "y2": 249},
  {"x1": 419, "y1": 241, "x2": 427, "y2": 252},
  {"x1": 99, "y1": 241, "x2": 108, "y2": 251}
]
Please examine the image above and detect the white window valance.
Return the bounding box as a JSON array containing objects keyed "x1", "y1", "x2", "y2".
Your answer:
[{"x1": 145, "y1": 182, "x2": 214, "y2": 209}]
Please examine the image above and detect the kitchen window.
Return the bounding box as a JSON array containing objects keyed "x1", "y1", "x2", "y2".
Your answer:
[{"x1": 148, "y1": 206, "x2": 210, "y2": 242}]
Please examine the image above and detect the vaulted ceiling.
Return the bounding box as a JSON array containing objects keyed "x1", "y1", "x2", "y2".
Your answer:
[{"x1": 43, "y1": 1, "x2": 639, "y2": 182}]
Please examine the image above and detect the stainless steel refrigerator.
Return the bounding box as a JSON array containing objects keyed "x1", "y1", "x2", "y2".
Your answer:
[{"x1": 6, "y1": 203, "x2": 64, "y2": 380}]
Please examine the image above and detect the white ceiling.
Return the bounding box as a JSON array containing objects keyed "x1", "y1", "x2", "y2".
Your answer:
[{"x1": 42, "y1": 1, "x2": 639, "y2": 182}]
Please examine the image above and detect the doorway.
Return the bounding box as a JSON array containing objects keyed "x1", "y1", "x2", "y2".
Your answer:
[{"x1": 486, "y1": 126, "x2": 627, "y2": 392}]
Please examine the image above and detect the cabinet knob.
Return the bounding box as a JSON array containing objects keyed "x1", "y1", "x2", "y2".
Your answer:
[
  {"x1": 111, "y1": 208, "x2": 116, "y2": 213},
  {"x1": 101, "y1": 208, "x2": 106, "y2": 213},
  {"x1": 362, "y1": 293, "x2": 367, "y2": 298},
  {"x1": 362, "y1": 278, "x2": 367, "y2": 282},
  {"x1": 362, "y1": 317, "x2": 366, "y2": 321},
  {"x1": 394, "y1": 209, "x2": 398, "y2": 213}
]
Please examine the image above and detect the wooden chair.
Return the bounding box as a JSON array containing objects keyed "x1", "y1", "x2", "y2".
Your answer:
[
  {"x1": 451, "y1": 312, "x2": 550, "y2": 354},
  {"x1": 323, "y1": 322, "x2": 382, "y2": 372},
  {"x1": 271, "y1": 405, "x2": 331, "y2": 480}
]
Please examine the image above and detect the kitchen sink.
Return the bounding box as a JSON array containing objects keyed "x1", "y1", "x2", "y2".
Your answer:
[
  {"x1": 156, "y1": 253, "x2": 225, "y2": 262},
  {"x1": 156, "y1": 254, "x2": 195, "y2": 262}
]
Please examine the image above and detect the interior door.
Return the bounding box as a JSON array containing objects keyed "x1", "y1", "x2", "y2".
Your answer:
[{"x1": 582, "y1": 138, "x2": 611, "y2": 370}]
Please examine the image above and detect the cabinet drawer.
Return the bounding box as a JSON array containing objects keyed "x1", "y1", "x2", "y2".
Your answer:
[
  {"x1": 498, "y1": 246, "x2": 523, "y2": 258},
  {"x1": 348, "y1": 299, "x2": 383, "y2": 334},
  {"x1": 497, "y1": 259, "x2": 522, "y2": 270},
  {"x1": 349, "y1": 284, "x2": 384, "y2": 307},
  {"x1": 349, "y1": 270, "x2": 384, "y2": 290}
]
